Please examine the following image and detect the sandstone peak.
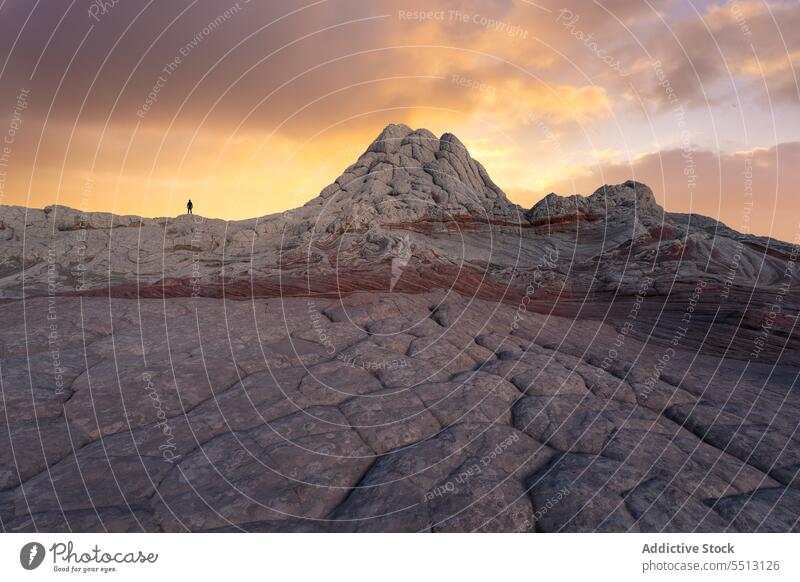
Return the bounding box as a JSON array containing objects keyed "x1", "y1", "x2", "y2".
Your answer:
[
  {"x1": 365, "y1": 123, "x2": 436, "y2": 155},
  {"x1": 311, "y1": 125, "x2": 523, "y2": 228},
  {"x1": 527, "y1": 180, "x2": 663, "y2": 225}
]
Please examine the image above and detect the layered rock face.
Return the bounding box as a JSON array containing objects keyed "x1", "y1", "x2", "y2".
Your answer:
[{"x1": 1, "y1": 125, "x2": 799, "y2": 532}]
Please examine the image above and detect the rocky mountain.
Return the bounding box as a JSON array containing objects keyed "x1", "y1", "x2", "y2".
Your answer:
[
  {"x1": 308, "y1": 123, "x2": 523, "y2": 226},
  {"x1": 1, "y1": 125, "x2": 798, "y2": 532}
]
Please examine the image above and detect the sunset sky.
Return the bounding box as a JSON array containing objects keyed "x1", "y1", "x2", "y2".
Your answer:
[{"x1": 0, "y1": 0, "x2": 798, "y2": 240}]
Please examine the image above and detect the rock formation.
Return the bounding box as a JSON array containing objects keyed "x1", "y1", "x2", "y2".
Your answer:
[{"x1": 1, "y1": 125, "x2": 798, "y2": 532}]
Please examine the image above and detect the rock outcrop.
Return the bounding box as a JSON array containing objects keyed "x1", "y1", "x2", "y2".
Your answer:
[
  {"x1": 308, "y1": 123, "x2": 523, "y2": 228},
  {"x1": 527, "y1": 180, "x2": 663, "y2": 226}
]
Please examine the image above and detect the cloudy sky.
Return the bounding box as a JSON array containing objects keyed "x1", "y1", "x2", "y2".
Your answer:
[{"x1": 0, "y1": 0, "x2": 797, "y2": 240}]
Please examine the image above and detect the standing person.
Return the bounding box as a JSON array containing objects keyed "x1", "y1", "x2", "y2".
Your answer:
[{"x1": 187, "y1": 199, "x2": 193, "y2": 214}]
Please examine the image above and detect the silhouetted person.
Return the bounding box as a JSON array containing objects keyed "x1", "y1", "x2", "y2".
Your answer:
[{"x1": 187, "y1": 199, "x2": 193, "y2": 214}]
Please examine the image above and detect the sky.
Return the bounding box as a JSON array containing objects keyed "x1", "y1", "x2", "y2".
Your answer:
[{"x1": 0, "y1": 0, "x2": 797, "y2": 241}]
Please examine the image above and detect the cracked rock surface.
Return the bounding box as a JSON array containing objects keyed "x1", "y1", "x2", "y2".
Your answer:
[{"x1": 1, "y1": 291, "x2": 797, "y2": 532}]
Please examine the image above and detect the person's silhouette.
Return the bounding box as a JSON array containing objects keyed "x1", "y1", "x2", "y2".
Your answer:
[{"x1": 187, "y1": 199, "x2": 193, "y2": 214}]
